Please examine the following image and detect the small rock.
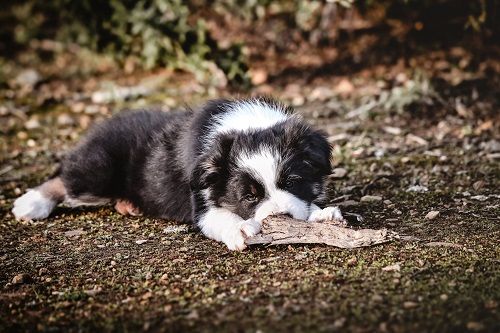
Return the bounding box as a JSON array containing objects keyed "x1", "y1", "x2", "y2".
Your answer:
[
  {"x1": 135, "y1": 239, "x2": 148, "y2": 245},
  {"x1": 14, "y1": 69, "x2": 41, "y2": 88},
  {"x1": 466, "y1": 322, "x2": 484, "y2": 331},
  {"x1": 84, "y1": 105, "x2": 100, "y2": 114},
  {"x1": 479, "y1": 139, "x2": 500, "y2": 153},
  {"x1": 186, "y1": 310, "x2": 199, "y2": 320},
  {"x1": 12, "y1": 273, "x2": 29, "y2": 285},
  {"x1": 346, "y1": 257, "x2": 357, "y2": 266},
  {"x1": 249, "y1": 68, "x2": 268, "y2": 85},
  {"x1": 163, "y1": 225, "x2": 188, "y2": 234},
  {"x1": 333, "y1": 79, "x2": 354, "y2": 96},
  {"x1": 64, "y1": 229, "x2": 85, "y2": 237},
  {"x1": 71, "y1": 102, "x2": 86, "y2": 113},
  {"x1": 309, "y1": 86, "x2": 334, "y2": 101},
  {"x1": 425, "y1": 210, "x2": 440, "y2": 220},
  {"x1": 39, "y1": 268, "x2": 48, "y2": 276},
  {"x1": 25, "y1": 117, "x2": 41, "y2": 130},
  {"x1": 382, "y1": 263, "x2": 401, "y2": 272},
  {"x1": 470, "y1": 195, "x2": 488, "y2": 202},
  {"x1": 383, "y1": 126, "x2": 402, "y2": 135},
  {"x1": 487, "y1": 152, "x2": 500, "y2": 160},
  {"x1": 360, "y1": 195, "x2": 382, "y2": 203},
  {"x1": 484, "y1": 300, "x2": 497, "y2": 310},
  {"x1": 57, "y1": 114, "x2": 74, "y2": 126},
  {"x1": 332, "y1": 317, "x2": 346, "y2": 329},
  {"x1": 337, "y1": 200, "x2": 359, "y2": 207},
  {"x1": 472, "y1": 180, "x2": 485, "y2": 191},
  {"x1": 440, "y1": 294, "x2": 448, "y2": 301},
  {"x1": 406, "y1": 133, "x2": 428, "y2": 146},
  {"x1": 84, "y1": 288, "x2": 101, "y2": 296},
  {"x1": 372, "y1": 294, "x2": 383, "y2": 302},
  {"x1": 406, "y1": 185, "x2": 429, "y2": 193},
  {"x1": 425, "y1": 242, "x2": 462, "y2": 248},
  {"x1": 330, "y1": 168, "x2": 347, "y2": 178},
  {"x1": 403, "y1": 301, "x2": 418, "y2": 309}
]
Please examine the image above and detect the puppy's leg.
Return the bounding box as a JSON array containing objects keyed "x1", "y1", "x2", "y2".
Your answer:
[
  {"x1": 12, "y1": 177, "x2": 66, "y2": 221},
  {"x1": 307, "y1": 204, "x2": 346, "y2": 223},
  {"x1": 197, "y1": 207, "x2": 261, "y2": 251}
]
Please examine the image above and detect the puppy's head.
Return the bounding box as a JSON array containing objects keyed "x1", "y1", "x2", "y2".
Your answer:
[{"x1": 193, "y1": 118, "x2": 331, "y2": 222}]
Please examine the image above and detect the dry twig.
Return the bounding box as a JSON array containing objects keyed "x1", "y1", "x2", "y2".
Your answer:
[{"x1": 246, "y1": 215, "x2": 395, "y2": 248}]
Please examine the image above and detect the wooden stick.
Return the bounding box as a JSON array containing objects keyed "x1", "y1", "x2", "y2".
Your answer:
[{"x1": 246, "y1": 215, "x2": 395, "y2": 248}]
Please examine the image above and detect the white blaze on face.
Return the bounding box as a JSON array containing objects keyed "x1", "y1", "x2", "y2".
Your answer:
[{"x1": 236, "y1": 148, "x2": 310, "y2": 222}]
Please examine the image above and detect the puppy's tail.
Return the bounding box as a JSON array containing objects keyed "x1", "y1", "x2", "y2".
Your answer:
[{"x1": 12, "y1": 177, "x2": 67, "y2": 221}]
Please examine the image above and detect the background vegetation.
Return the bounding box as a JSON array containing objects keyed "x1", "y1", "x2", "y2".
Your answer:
[{"x1": 1, "y1": 0, "x2": 498, "y2": 85}]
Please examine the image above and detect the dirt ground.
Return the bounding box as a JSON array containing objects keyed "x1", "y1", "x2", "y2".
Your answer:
[{"x1": 1, "y1": 46, "x2": 499, "y2": 332}]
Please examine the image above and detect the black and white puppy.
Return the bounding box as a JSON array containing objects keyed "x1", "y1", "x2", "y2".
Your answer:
[{"x1": 12, "y1": 98, "x2": 344, "y2": 250}]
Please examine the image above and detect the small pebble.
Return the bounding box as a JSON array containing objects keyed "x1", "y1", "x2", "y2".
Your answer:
[
  {"x1": 330, "y1": 168, "x2": 348, "y2": 178},
  {"x1": 12, "y1": 274, "x2": 29, "y2": 285},
  {"x1": 470, "y1": 195, "x2": 488, "y2": 201},
  {"x1": 361, "y1": 195, "x2": 382, "y2": 203},
  {"x1": 425, "y1": 210, "x2": 440, "y2": 220},
  {"x1": 466, "y1": 322, "x2": 484, "y2": 331},
  {"x1": 382, "y1": 263, "x2": 401, "y2": 272},
  {"x1": 403, "y1": 301, "x2": 418, "y2": 309}
]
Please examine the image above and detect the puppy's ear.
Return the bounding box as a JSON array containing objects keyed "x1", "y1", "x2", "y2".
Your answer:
[
  {"x1": 190, "y1": 133, "x2": 236, "y2": 190},
  {"x1": 304, "y1": 130, "x2": 332, "y2": 176}
]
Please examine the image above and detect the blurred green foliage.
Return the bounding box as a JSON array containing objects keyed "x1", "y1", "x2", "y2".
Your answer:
[
  {"x1": 1, "y1": 0, "x2": 498, "y2": 85},
  {"x1": 3, "y1": 0, "x2": 249, "y2": 85}
]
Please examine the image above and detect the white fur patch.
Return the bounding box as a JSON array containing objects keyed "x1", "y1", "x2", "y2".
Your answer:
[
  {"x1": 307, "y1": 204, "x2": 345, "y2": 222},
  {"x1": 255, "y1": 190, "x2": 310, "y2": 222},
  {"x1": 12, "y1": 189, "x2": 57, "y2": 221},
  {"x1": 203, "y1": 99, "x2": 289, "y2": 148},
  {"x1": 198, "y1": 208, "x2": 261, "y2": 251},
  {"x1": 237, "y1": 148, "x2": 310, "y2": 222},
  {"x1": 237, "y1": 148, "x2": 279, "y2": 191}
]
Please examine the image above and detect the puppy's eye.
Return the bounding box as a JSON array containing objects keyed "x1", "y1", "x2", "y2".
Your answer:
[{"x1": 243, "y1": 194, "x2": 259, "y2": 203}]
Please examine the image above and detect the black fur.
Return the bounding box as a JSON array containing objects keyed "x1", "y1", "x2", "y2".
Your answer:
[{"x1": 58, "y1": 98, "x2": 332, "y2": 225}]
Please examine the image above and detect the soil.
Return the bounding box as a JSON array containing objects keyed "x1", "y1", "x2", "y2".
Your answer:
[{"x1": 1, "y1": 39, "x2": 499, "y2": 332}]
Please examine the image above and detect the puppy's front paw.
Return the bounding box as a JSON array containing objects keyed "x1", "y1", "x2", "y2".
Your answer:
[
  {"x1": 223, "y1": 219, "x2": 261, "y2": 251},
  {"x1": 307, "y1": 206, "x2": 346, "y2": 224}
]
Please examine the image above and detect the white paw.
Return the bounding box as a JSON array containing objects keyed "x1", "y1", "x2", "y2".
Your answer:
[
  {"x1": 12, "y1": 190, "x2": 56, "y2": 221},
  {"x1": 223, "y1": 219, "x2": 261, "y2": 251},
  {"x1": 307, "y1": 206, "x2": 345, "y2": 223}
]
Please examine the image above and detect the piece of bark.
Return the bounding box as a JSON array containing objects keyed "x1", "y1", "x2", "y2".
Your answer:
[{"x1": 246, "y1": 215, "x2": 395, "y2": 248}]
